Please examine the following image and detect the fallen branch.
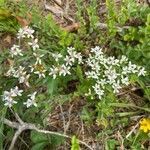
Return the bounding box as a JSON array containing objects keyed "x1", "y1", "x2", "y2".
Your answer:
[{"x1": 3, "y1": 117, "x2": 93, "y2": 150}]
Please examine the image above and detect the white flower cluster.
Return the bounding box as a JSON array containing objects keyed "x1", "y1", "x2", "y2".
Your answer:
[
  {"x1": 85, "y1": 46, "x2": 147, "y2": 99},
  {"x1": 2, "y1": 86, "x2": 23, "y2": 107},
  {"x1": 49, "y1": 47, "x2": 82, "y2": 79},
  {"x1": 8, "y1": 26, "x2": 45, "y2": 80},
  {"x1": 18, "y1": 26, "x2": 39, "y2": 51},
  {"x1": 2, "y1": 86, "x2": 37, "y2": 108},
  {"x1": 6, "y1": 66, "x2": 30, "y2": 87},
  {"x1": 17, "y1": 26, "x2": 35, "y2": 39},
  {"x1": 9, "y1": 26, "x2": 39, "y2": 58},
  {"x1": 9, "y1": 27, "x2": 83, "y2": 80}
]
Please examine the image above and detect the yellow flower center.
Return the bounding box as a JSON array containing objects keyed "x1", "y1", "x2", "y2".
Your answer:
[{"x1": 34, "y1": 64, "x2": 45, "y2": 72}]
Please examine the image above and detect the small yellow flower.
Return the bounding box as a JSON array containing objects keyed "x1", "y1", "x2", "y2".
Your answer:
[{"x1": 139, "y1": 118, "x2": 150, "y2": 133}]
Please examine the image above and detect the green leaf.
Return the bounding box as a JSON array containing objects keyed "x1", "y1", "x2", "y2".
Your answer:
[
  {"x1": 0, "y1": 0, "x2": 5, "y2": 6},
  {"x1": 31, "y1": 131, "x2": 48, "y2": 143},
  {"x1": 50, "y1": 134, "x2": 65, "y2": 147},
  {"x1": 0, "y1": 8, "x2": 12, "y2": 19},
  {"x1": 45, "y1": 77, "x2": 58, "y2": 95},
  {"x1": 76, "y1": 65, "x2": 83, "y2": 82},
  {"x1": 71, "y1": 136, "x2": 80, "y2": 150},
  {"x1": 146, "y1": 13, "x2": 150, "y2": 25},
  {"x1": 31, "y1": 142, "x2": 47, "y2": 150},
  {"x1": 105, "y1": 139, "x2": 117, "y2": 150}
]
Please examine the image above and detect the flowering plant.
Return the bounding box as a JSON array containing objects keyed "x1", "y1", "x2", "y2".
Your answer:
[{"x1": 1, "y1": 26, "x2": 147, "y2": 109}]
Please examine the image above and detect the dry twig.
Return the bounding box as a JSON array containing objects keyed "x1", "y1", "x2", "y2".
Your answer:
[{"x1": 3, "y1": 115, "x2": 93, "y2": 150}]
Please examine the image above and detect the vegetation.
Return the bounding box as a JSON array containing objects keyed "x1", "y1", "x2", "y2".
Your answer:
[{"x1": 0, "y1": 0, "x2": 150, "y2": 150}]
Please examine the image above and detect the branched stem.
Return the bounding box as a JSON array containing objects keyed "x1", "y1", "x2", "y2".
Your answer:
[{"x1": 3, "y1": 117, "x2": 93, "y2": 150}]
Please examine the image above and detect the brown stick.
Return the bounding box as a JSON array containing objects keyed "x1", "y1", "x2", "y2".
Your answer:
[{"x1": 3, "y1": 117, "x2": 93, "y2": 150}]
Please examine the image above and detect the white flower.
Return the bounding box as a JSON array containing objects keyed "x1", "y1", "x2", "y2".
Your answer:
[
  {"x1": 59, "y1": 65, "x2": 71, "y2": 76},
  {"x1": 11, "y1": 86, "x2": 23, "y2": 96},
  {"x1": 3, "y1": 90, "x2": 15, "y2": 101},
  {"x1": 112, "y1": 81, "x2": 121, "y2": 93},
  {"x1": 4, "y1": 99, "x2": 17, "y2": 107},
  {"x1": 20, "y1": 74, "x2": 30, "y2": 87},
  {"x1": 10, "y1": 45, "x2": 23, "y2": 57},
  {"x1": 128, "y1": 61, "x2": 138, "y2": 73},
  {"x1": 64, "y1": 55, "x2": 75, "y2": 66},
  {"x1": 75, "y1": 53, "x2": 82, "y2": 64},
  {"x1": 34, "y1": 69, "x2": 46, "y2": 78},
  {"x1": 107, "y1": 56, "x2": 120, "y2": 66},
  {"x1": 85, "y1": 71, "x2": 99, "y2": 79},
  {"x1": 104, "y1": 67, "x2": 118, "y2": 84},
  {"x1": 49, "y1": 66, "x2": 59, "y2": 79},
  {"x1": 90, "y1": 61, "x2": 101, "y2": 72},
  {"x1": 28, "y1": 91, "x2": 37, "y2": 100},
  {"x1": 120, "y1": 55, "x2": 128, "y2": 64},
  {"x1": 17, "y1": 28, "x2": 26, "y2": 39},
  {"x1": 67, "y1": 47, "x2": 77, "y2": 61},
  {"x1": 95, "y1": 53, "x2": 105, "y2": 61},
  {"x1": 100, "y1": 57, "x2": 108, "y2": 68},
  {"x1": 17, "y1": 26, "x2": 34, "y2": 39},
  {"x1": 97, "y1": 89, "x2": 104, "y2": 99},
  {"x1": 91, "y1": 46, "x2": 103, "y2": 56},
  {"x1": 92, "y1": 83, "x2": 100, "y2": 93},
  {"x1": 6, "y1": 66, "x2": 16, "y2": 76},
  {"x1": 24, "y1": 92, "x2": 37, "y2": 108},
  {"x1": 25, "y1": 27, "x2": 35, "y2": 38},
  {"x1": 12, "y1": 66, "x2": 30, "y2": 86},
  {"x1": 33, "y1": 53, "x2": 44, "y2": 64},
  {"x1": 122, "y1": 66, "x2": 130, "y2": 75},
  {"x1": 52, "y1": 53, "x2": 62, "y2": 62},
  {"x1": 97, "y1": 79, "x2": 107, "y2": 88},
  {"x1": 138, "y1": 67, "x2": 146, "y2": 76},
  {"x1": 67, "y1": 47, "x2": 75, "y2": 52},
  {"x1": 2, "y1": 87, "x2": 23, "y2": 107},
  {"x1": 92, "y1": 83, "x2": 104, "y2": 99},
  {"x1": 28, "y1": 38, "x2": 39, "y2": 51},
  {"x1": 14, "y1": 66, "x2": 25, "y2": 78},
  {"x1": 86, "y1": 57, "x2": 93, "y2": 66},
  {"x1": 121, "y1": 76, "x2": 129, "y2": 86}
]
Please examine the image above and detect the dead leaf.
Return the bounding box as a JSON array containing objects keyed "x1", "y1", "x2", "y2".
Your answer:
[
  {"x1": 63, "y1": 23, "x2": 80, "y2": 32},
  {"x1": 3, "y1": 35, "x2": 11, "y2": 44},
  {"x1": 16, "y1": 16, "x2": 29, "y2": 27},
  {"x1": 45, "y1": 4, "x2": 63, "y2": 16},
  {"x1": 7, "y1": 59, "x2": 14, "y2": 66}
]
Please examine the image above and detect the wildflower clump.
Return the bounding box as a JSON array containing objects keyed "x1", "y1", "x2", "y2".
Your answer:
[
  {"x1": 139, "y1": 118, "x2": 150, "y2": 133},
  {"x1": 85, "y1": 46, "x2": 147, "y2": 100},
  {"x1": 2, "y1": 26, "x2": 40, "y2": 108},
  {"x1": 2, "y1": 26, "x2": 82, "y2": 108},
  {"x1": 1, "y1": 26, "x2": 147, "y2": 108}
]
